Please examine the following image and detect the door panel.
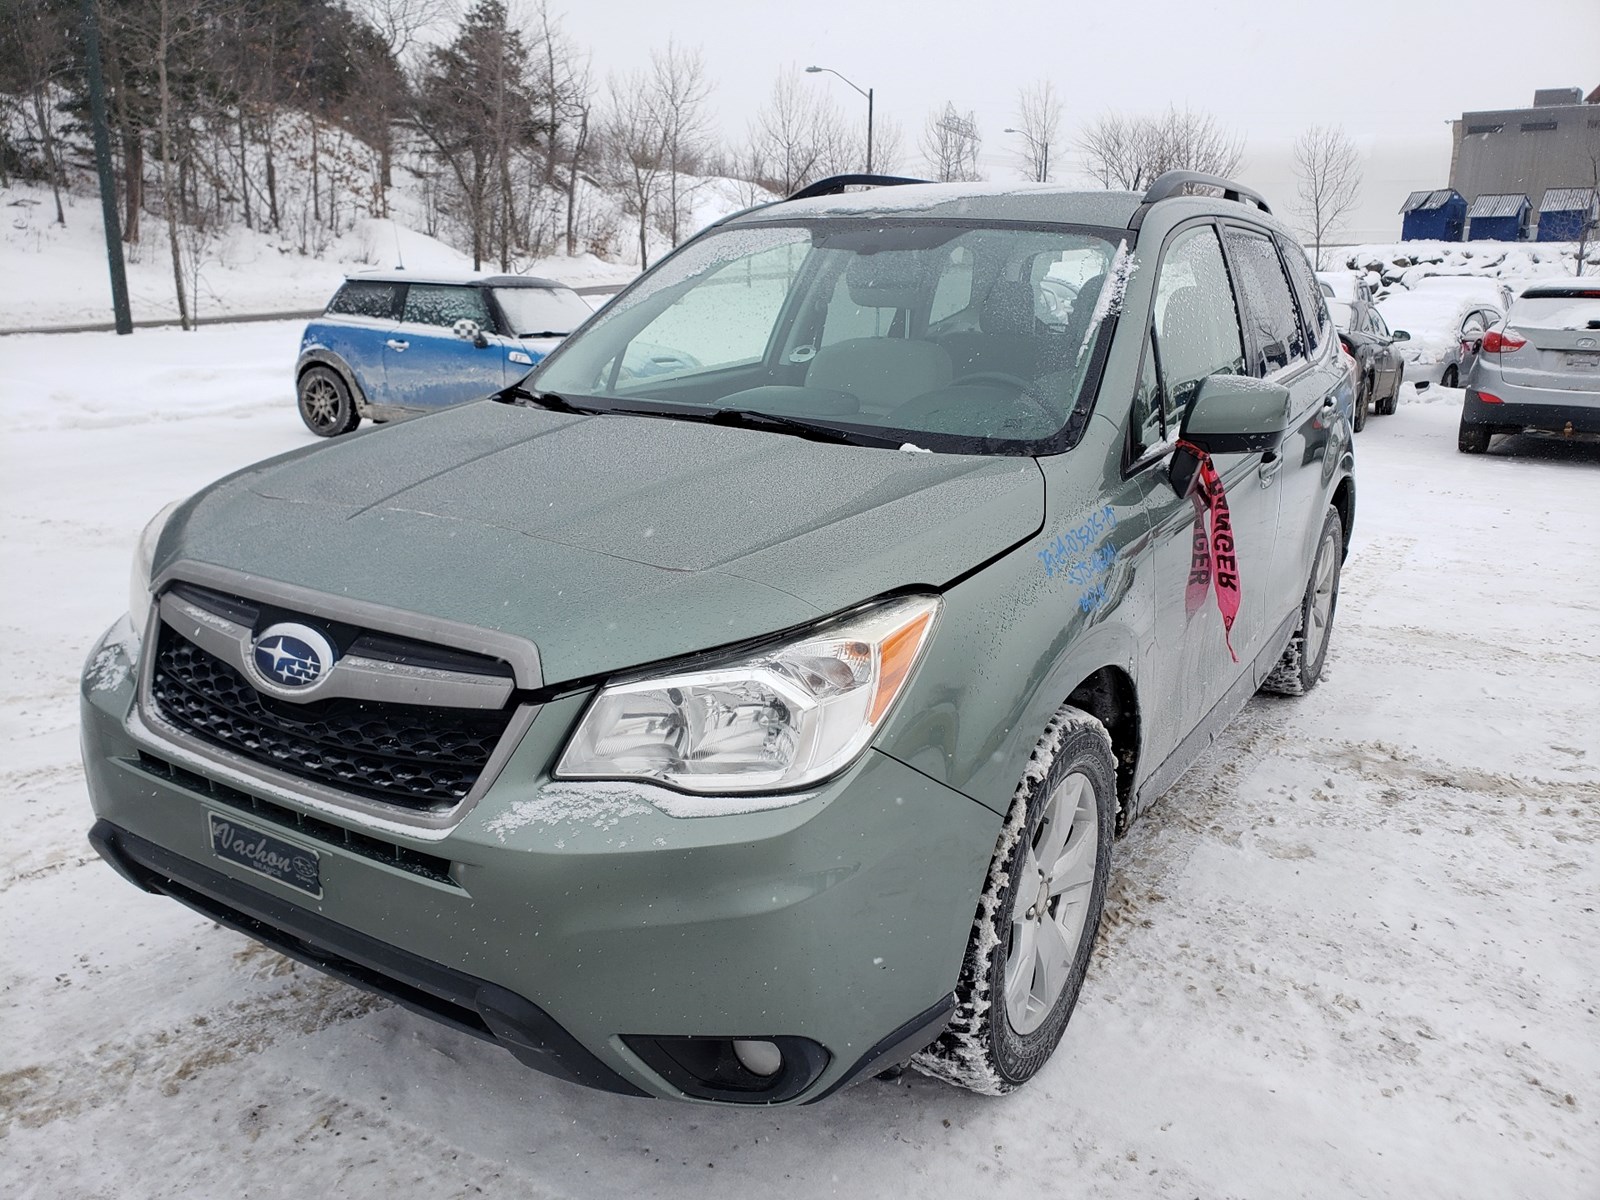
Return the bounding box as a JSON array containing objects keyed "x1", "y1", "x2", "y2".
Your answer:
[
  {"x1": 1137, "y1": 223, "x2": 1280, "y2": 753},
  {"x1": 386, "y1": 284, "x2": 510, "y2": 411}
]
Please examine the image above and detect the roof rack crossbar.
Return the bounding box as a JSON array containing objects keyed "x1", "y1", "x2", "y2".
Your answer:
[
  {"x1": 785, "y1": 174, "x2": 932, "y2": 202},
  {"x1": 1139, "y1": 170, "x2": 1271, "y2": 214}
]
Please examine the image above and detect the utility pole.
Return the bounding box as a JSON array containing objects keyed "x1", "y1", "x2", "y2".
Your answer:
[{"x1": 82, "y1": 0, "x2": 132, "y2": 334}]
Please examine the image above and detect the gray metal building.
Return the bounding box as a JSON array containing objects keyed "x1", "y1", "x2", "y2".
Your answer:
[{"x1": 1448, "y1": 84, "x2": 1600, "y2": 238}]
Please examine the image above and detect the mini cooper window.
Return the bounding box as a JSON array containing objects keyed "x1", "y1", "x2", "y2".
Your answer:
[
  {"x1": 532, "y1": 221, "x2": 1123, "y2": 454},
  {"x1": 328, "y1": 281, "x2": 400, "y2": 320},
  {"x1": 402, "y1": 284, "x2": 494, "y2": 331}
]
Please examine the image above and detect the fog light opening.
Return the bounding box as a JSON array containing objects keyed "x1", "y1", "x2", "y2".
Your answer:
[{"x1": 732, "y1": 1038, "x2": 783, "y2": 1077}]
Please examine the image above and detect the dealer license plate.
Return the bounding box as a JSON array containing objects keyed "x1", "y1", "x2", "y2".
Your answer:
[{"x1": 208, "y1": 812, "x2": 321, "y2": 896}]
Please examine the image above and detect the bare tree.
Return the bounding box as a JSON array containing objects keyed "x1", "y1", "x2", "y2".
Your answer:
[
  {"x1": 1293, "y1": 125, "x2": 1362, "y2": 269},
  {"x1": 1077, "y1": 106, "x2": 1243, "y2": 192},
  {"x1": 1013, "y1": 80, "x2": 1062, "y2": 182},
  {"x1": 604, "y1": 67, "x2": 667, "y2": 268},
  {"x1": 747, "y1": 69, "x2": 844, "y2": 195},
  {"x1": 869, "y1": 114, "x2": 905, "y2": 175},
  {"x1": 920, "y1": 102, "x2": 981, "y2": 182},
  {"x1": 1576, "y1": 134, "x2": 1600, "y2": 277},
  {"x1": 651, "y1": 41, "x2": 712, "y2": 248}
]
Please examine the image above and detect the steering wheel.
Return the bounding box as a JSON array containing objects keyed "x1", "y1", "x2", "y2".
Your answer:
[{"x1": 950, "y1": 371, "x2": 1060, "y2": 427}]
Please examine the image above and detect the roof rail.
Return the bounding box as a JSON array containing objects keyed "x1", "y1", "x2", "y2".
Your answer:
[
  {"x1": 1130, "y1": 171, "x2": 1270, "y2": 229},
  {"x1": 786, "y1": 173, "x2": 931, "y2": 201}
]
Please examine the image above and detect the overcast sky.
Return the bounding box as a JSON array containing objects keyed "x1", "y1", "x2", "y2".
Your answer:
[{"x1": 546, "y1": 0, "x2": 1600, "y2": 243}]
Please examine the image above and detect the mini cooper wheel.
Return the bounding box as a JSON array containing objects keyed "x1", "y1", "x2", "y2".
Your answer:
[
  {"x1": 1377, "y1": 369, "x2": 1401, "y2": 416},
  {"x1": 1261, "y1": 506, "x2": 1343, "y2": 697},
  {"x1": 914, "y1": 705, "x2": 1115, "y2": 1094},
  {"x1": 297, "y1": 366, "x2": 359, "y2": 437}
]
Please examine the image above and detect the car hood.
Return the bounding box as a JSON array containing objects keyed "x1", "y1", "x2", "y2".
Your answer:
[{"x1": 161, "y1": 402, "x2": 1044, "y2": 684}]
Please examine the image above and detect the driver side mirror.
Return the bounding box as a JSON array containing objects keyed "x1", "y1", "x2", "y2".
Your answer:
[
  {"x1": 1390, "y1": 329, "x2": 1410, "y2": 342},
  {"x1": 1170, "y1": 374, "x2": 1292, "y2": 496}
]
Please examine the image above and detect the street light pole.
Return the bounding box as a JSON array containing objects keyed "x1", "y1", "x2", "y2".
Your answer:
[
  {"x1": 806, "y1": 66, "x2": 874, "y2": 174},
  {"x1": 1004, "y1": 126, "x2": 1048, "y2": 183}
]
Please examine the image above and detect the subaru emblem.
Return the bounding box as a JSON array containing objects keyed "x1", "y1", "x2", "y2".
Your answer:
[{"x1": 249, "y1": 622, "x2": 336, "y2": 692}]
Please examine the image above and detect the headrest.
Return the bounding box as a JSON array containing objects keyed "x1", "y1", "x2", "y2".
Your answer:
[
  {"x1": 845, "y1": 252, "x2": 927, "y2": 310},
  {"x1": 980, "y1": 281, "x2": 1036, "y2": 335}
]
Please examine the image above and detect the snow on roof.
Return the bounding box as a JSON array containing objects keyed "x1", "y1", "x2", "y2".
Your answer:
[
  {"x1": 1400, "y1": 189, "x2": 1460, "y2": 214},
  {"x1": 348, "y1": 269, "x2": 566, "y2": 289},
  {"x1": 1466, "y1": 194, "x2": 1530, "y2": 219},
  {"x1": 1538, "y1": 187, "x2": 1599, "y2": 214}
]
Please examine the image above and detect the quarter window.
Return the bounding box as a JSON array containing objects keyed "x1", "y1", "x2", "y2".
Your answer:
[
  {"x1": 328, "y1": 281, "x2": 399, "y2": 320},
  {"x1": 1147, "y1": 225, "x2": 1248, "y2": 436},
  {"x1": 1224, "y1": 228, "x2": 1306, "y2": 375},
  {"x1": 402, "y1": 284, "x2": 494, "y2": 331}
]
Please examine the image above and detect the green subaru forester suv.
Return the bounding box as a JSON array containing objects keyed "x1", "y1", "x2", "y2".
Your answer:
[{"x1": 82, "y1": 172, "x2": 1354, "y2": 1104}]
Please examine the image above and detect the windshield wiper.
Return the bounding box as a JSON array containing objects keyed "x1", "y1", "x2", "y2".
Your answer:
[
  {"x1": 500, "y1": 385, "x2": 589, "y2": 414},
  {"x1": 705, "y1": 407, "x2": 863, "y2": 446},
  {"x1": 518, "y1": 330, "x2": 570, "y2": 338}
]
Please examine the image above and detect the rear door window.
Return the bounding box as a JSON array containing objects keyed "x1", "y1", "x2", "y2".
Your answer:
[
  {"x1": 1223, "y1": 227, "x2": 1306, "y2": 375},
  {"x1": 328, "y1": 281, "x2": 400, "y2": 320},
  {"x1": 402, "y1": 284, "x2": 495, "y2": 332},
  {"x1": 1277, "y1": 238, "x2": 1328, "y2": 355}
]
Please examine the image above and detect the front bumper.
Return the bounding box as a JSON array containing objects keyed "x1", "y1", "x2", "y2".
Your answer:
[{"x1": 81, "y1": 621, "x2": 996, "y2": 1104}]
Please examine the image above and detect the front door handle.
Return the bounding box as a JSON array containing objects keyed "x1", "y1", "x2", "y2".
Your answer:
[
  {"x1": 1322, "y1": 395, "x2": 1337, "y2": 411},
  {"x1": 386, "y1": 339, "x2": 409, "y2": 351},
  {"x1": 1259, "y1": 451, "x2": 1283, "y2": 486}
]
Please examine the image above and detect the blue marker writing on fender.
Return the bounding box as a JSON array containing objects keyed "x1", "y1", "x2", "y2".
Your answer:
[{"x1": 1037, "y1": 505, "x2": 1117, "y2": 579}]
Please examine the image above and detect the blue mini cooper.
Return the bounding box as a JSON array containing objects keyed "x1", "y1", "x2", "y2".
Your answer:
[{"x1": 294, "y1": 272, "x2": 595, "y2": 436}]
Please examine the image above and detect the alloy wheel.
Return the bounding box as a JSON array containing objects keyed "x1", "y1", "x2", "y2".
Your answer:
[{"x1": 1004, "y1": 771, "x2": 1099, "y2": 1035}]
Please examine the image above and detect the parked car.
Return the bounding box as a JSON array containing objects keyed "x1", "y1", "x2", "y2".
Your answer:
[
  {"x1": 1315, "y1": 269, "x2": 1377, "y2": 327},
  {"x1": 294, "y1": 272, "x2": 595, "y2": 436},
  {"x1": 1376, "y1": 290, "x2": 1503, "y2": 388},
  {"x1": 1335, "y1": 304, "x2": 1409, "y2": 430},
  {"x1": 1405, "y1": 274, "x2": 1515, "y2": 313},
  {"x1": 1459, "y1": 281, "x2": 1600, "y2": 453},
  {"x1": 85, "y1": 171, "x2": 1355, "y2": 1106}
]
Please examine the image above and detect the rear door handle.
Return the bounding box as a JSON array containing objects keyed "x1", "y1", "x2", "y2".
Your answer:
[{"x1": 386, "y1": 339, "x2": 409, "y2": 351}]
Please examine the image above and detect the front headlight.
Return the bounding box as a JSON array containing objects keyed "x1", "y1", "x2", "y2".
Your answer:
[
  {"x1": 129, "y1": 501, "x2": 181, "y2": 630},
  {"x1": 556, "y1": 595, "x2": 941, "y2": 802}
]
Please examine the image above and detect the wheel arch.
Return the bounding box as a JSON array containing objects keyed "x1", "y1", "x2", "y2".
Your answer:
[
  {"x1": 1331, "y1": 474, "x2": 1355, "y2": 557},
  {"x1": 296, "y1": 350, "x2": 372, "y2": 417},
  {"x1": 1062, "y1": 666, "x2": 1140, "y2": 835}
]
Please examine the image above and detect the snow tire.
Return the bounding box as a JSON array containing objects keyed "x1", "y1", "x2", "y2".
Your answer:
[
  {"x1": 913, "y1": 706, "x2": 1115, "y2": 1095},
  {"x1": 1261, "y1": 506, "x2": 1343, "y2": 697}
]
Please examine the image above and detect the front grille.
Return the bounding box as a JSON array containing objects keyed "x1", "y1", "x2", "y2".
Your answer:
[
  {"x1": 148, "y1": 625, "x2": 515, "y2": 812},
  {"x1": 135, "y1": 751, "x2": 458, "y2": 885}
]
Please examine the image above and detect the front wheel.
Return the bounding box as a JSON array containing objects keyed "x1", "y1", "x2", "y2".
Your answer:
[
  {"x1": 1261, "y1": 507, "x2": 1343, "y2": 697},
  {"x1": 298, "y1": 366, "x2": 360, "y2": 437},
  {"x1": 1377, "y1": 366, "x2": 1402, "y2": 415},
  {"x1": 1353, "y1": 372, "x2": 1371, "y2": 432},
  {"x1": 913, "y1": 706, "x2": 1115, "y2": 1094}
]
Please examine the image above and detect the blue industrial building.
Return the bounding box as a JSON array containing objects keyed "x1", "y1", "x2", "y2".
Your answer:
[
  {"x1": 1400, "y1": 190, "x2": 1467, "y2": 241},
  {"x1": 1536, "y1": 188, "x2": 1599, "y2": 241},
  {"x1": 1465, "y1": 193, "x2": 1531, "y2": 241}
]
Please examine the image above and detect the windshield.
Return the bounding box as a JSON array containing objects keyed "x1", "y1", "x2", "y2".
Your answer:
[
  {"x1": 1508, "y1": 295, "x2": 1600, "y2": 328},
  {"x1": 530, "y1": 220, "x2": 1124, "y2": 453},
  {"x1": 494, "y1": 286, "x2": 594, "y2": 337},
  {"x1": 1327, "y1": 300, "x2": 1354, "y2": 330}
]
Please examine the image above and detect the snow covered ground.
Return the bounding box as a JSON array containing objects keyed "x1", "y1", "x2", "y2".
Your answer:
[{"x1": 1, "y1": 327, "x2": 1597, "y2": 1198}]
